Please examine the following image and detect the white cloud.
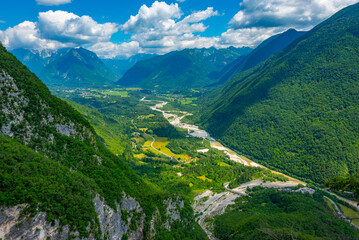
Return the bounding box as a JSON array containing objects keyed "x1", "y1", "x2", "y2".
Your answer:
[
  {"x1": 0, "y1": 20, "x2": 5, "y2": 23},
  {"x1": 218, "y1": 0, "x2": 359, "y2": 49},
  {"x1": 38, "y1": 11, "x2": 118, "y2": 44},
  {"x1": 0, "y1": 21, "x2": 71, "y2": 50},
  {"x1": 36, "y1": 0, "x2": 71, "y2": 6},
  {"x1": 0, "y1": 10, "x2": 118, "y2": 51},
  {"x1": 230, "y1": 0, "x2": 359, "y2": 30},
  {"x1": 121, "y1": 2, "x2": 219, "y2": 55},
  {"x1": 88, "y1": 41, "x2": 141, "y2": 59},
  {"x1": 122, "y1": 1, "x2": 182, "y2": 32},
  {"x1": 219, "y1": 27, "x2": 286, "y2": 48}
]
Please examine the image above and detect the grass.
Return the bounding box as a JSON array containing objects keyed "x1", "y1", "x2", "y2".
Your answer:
[
  {"x1": 142, "y1": 137, "x2": 192, "y2": 161},
  {"x1": 338, "y1": 203, "x2": 359, "y2": 226},
  {"x1": 138, "y1": 114, "x2": 155, "y2": 120},
  {"x1": 134, "y1": 153, "x2": 147, "y2": 159},
  {"x1": 218, "y1": 162, "x2": 231, "y2": 167},
  {"x1": 197, "y1": 175, "x2": 213, "y2": 182},
  {"x1": 180, "y1": 97, "x2": 197, "y2": 105}
]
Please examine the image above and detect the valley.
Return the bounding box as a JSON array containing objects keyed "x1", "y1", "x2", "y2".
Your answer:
[
  {"x1": 2, "y1": 2, "x2": 359, "y2": 239},
  {"x1": 60, "y1": 86, "x2": 359, "y2": 239},
  {"x1": 138, "y1": 96, "x2": 359, "y2": 238}
]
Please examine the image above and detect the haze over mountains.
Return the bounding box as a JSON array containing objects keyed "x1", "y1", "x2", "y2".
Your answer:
[{"x1": 10, "y1": 29, "x2": 306, "y2": 90}]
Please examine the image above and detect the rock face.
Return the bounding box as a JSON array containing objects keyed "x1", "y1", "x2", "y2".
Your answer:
[
  {"x1": 0, "y1": 204, "x2": 85, "y2": 240},
  {"x1": 94, "y1": 194, "x2": 145, "y2": 240},
  {"x1": 0, "y1": 195, "x2": 187, "y2": 240},
  {"x1": 0, "y1": 70, "x2": 96, "y2": 147}
]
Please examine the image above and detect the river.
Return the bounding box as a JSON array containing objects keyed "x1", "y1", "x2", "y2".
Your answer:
[
  {"x1": 141, "y1": 97, "x2": 359, "y2": 239},
  {"x1": 142, "y1": 97, "x2": 303, "y2": 184}
]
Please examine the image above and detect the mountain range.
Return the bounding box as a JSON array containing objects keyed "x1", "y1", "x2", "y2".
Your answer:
[
  {"x1": 117, "y1": 47, "x2": 252, "y2": 89},
  {"x1": 38, "y1": 47, "x2": 118, "y2": 88}
]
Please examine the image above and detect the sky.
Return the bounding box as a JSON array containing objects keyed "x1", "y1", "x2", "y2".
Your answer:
[{"x1": 0, "y1": 0, "x2": 358, "y2": 59}]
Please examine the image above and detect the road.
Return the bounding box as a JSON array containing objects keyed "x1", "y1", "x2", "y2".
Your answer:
[
  {"x1": 324, "y1": 196, "x2": 359, "y2": 230},
  {"x1": 143, "y1": 132, "x2": 178, "y2": 161}
]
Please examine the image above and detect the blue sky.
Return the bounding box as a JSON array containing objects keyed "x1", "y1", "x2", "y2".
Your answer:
[{"x1": 1, "y1": 0, "x2": 358, "y2": 58}]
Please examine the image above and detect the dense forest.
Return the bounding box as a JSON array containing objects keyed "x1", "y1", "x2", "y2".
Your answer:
[
  {"x1": 0, "y1": 44, "x2": 207, "y2": 239},
  {"x1": 199, "y1": 3, "x2": 359, "y2": 183},
  {"x1": 214, "y1": 187, "x2": 359, "y2": 239}
]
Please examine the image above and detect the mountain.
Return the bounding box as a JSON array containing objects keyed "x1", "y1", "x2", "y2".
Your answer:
[
  {"x1": 199, "y1": 3, "x2": 359, "y2": 184},
  {"x1": 211, "y1": 28, "x2": 306, "y2": 86},
  {"x1": 39, "y1": 47, "x2": 118, "y2": 88},
  {"x1": 102, "y1": 54, "x2": 156, "y2": 78},
  {"x1": 10, "y1": 48, "x2": 69, "y2": 75},
  {"x1": 0, "y1": 43, "x2": 207, "y2": 239},
  {"x1": 117, "y1": 47, "x2": 252, "y2": 89}
]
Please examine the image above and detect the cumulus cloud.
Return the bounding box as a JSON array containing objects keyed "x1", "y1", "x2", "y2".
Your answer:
[
  {"x1": 230, "y1": 0, "x2": 359, "y2": 30},
  {"x1": 88, "y1": 41, "x2": 141, "y2": 59},
  {"x1": 218, "y1": 0, "x2": 359, "y2": 49},
  {"x1": 219, "y1": 27, "x2": 286, "y2": 48},
  {"x1": 0, "y1": 10, "x2": 118, "y2": 51},
  {"x1": 38, "y1": 11, "x2": 118, "y2": 44},
  {"x1": 120, "y1": 1, "x2": 219, "y2": 54},
  {"x1": 36, "y1": 0, "x2": 71, "y2": 6},
  {"x1": 0, "y1": 21, "x2": 71, "y2": 50},
  {"x1": 122, "y1": 1, "x2": 182, "y2": 32}
]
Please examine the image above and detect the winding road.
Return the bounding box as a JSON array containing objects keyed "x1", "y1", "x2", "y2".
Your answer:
[{"x1": 143, "y1": 132, "x2": 178, "y2": 161}]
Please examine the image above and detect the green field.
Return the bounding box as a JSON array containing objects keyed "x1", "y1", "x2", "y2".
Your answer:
[{"x1": 339, "y1": 203, "x2": 359, "y2": 226}]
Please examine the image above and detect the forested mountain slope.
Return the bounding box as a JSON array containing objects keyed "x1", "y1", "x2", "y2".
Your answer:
[
  {"x1": 117, "y1": 47, "x2": 251, "y2": 89},
  {"x1": 199, "y1": 3, "x2": 359, "y2": 183},
  {"x1": 0, "y1": 43, "x2": 206, "y2": 239},
  {"x1": 39, "y1": 47, "x2": 118, "y2": 88},
  {"x1": 211, "y1": 29, "x2": 306, "y2": 86},
  {"x1": 10, "y1": 48, "x2": 69, "y2": 75}
]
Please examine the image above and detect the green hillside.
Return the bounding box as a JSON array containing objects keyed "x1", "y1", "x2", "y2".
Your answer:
[
  {"x1": 211, "y1": 28, "x2": 306, "y2": 87},
  {"x1": 0, "y1": 135, "x2": 100, "y2": 237},
  {"x1": 40, "y1": 47, "x2": 118, "y2": 88},
  {"x1": 199, "y1": 3, "x2": 359, "y2": 183},
  {"x1": 117, "y1": 47, "x2": 251, "y2": 89},
  {"x1": 0, "y1": 43, "x2": 206, "y2": 239},
  {"x1": 214, "y1": 188, "x2": 359, "y2": 239},
  {"x1": 65, "y1": 99, "x2": 131, "y2": 156}
]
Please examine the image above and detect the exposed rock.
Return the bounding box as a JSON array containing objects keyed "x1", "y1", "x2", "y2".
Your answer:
[
  {"x1": 93, "y1": 194, "x2": 145, "y2": 240},
  {"x1": 55, "y1": 124, "x2": 75, "y2": 137},
  {"x1": 0, "y1": 204, "x2": 85, "y2": 240}
]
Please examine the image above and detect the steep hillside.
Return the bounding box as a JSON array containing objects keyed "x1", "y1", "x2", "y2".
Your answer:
[
  {"x1": 199, "y1": 3, "x2": 359, "y2": 183},
  {"x1": 117, "y1": 47, "x2": 251, "y2": 89},
  {"x1": 39, "y1": 48, "x2": 118, "y2": 88},
  {"x1": 212, "y1": 29, "x2": 306, "y2": 86},
  {"x1": 0, "y1": 43, "x2": 207, "y2": 239}
]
